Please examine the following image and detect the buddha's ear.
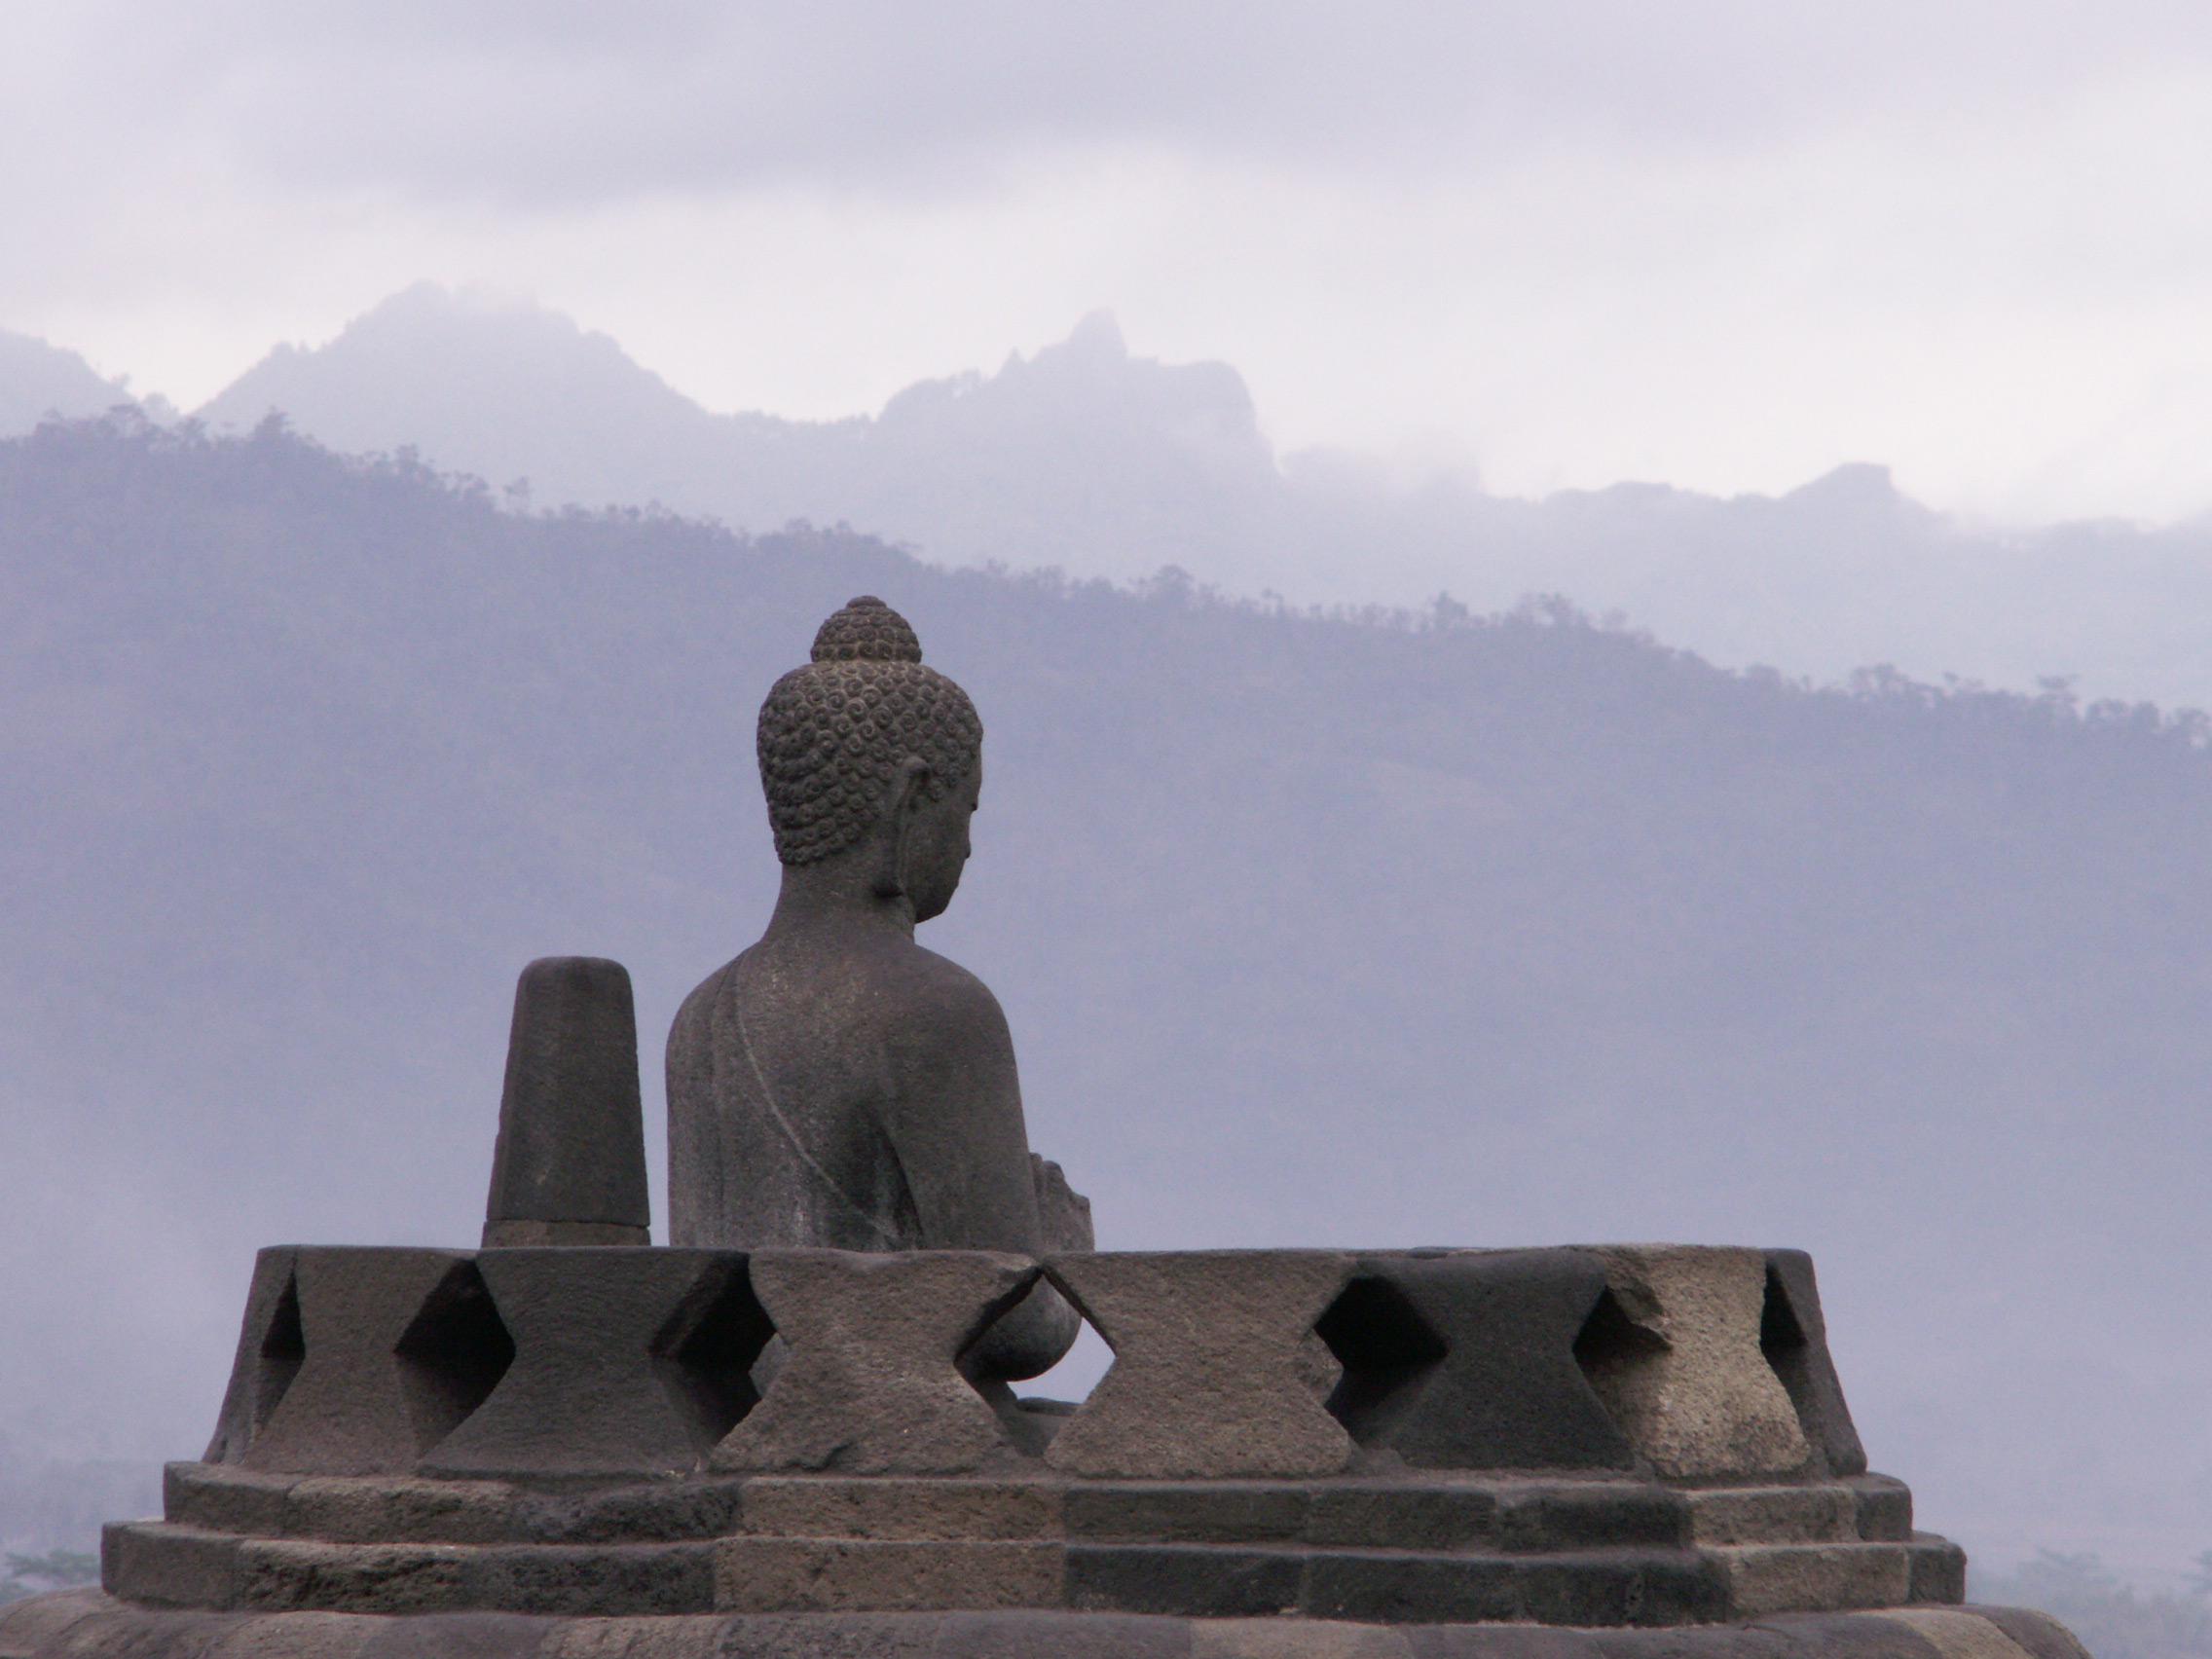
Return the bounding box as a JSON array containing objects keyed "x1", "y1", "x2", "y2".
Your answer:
[
  {"x1": 889, "y1": 756, "x2": 933, "y2": 816},
  {"x1": 880, "y1": 757, "x2": 934, "y2": 900}
]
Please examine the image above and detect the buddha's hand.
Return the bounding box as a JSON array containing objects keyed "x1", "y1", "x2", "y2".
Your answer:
[{"x1": 1031, "y1": 1154, "x2": 1094, "y2": 1253}]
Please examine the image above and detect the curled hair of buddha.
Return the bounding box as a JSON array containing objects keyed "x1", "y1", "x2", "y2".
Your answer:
[{"x1": 756, "y1": 597, "x2": 982, "y2": 866}]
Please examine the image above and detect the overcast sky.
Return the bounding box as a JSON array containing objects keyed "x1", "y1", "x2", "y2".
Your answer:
[{"x1": 8, "y1": 0, "x2": 2212, "y2": 520}]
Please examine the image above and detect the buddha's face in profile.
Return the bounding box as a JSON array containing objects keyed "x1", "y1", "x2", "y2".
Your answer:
[{"x1": 900, "y1": 759, "x2": 980, "y2": 924}]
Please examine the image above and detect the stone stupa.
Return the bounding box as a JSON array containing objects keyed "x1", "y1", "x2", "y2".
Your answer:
[{"x1": 0, "y1": 601, "x2": 2090, "y2": 1659}]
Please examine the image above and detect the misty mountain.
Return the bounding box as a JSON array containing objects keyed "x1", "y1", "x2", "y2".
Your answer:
[
  {"x1": 0, "y1": 333, "x2": 129, "y2": 435},
  {"x1": 6, "y1": 413, "x2": 2212, "y2": 1585},
  {"x1": 182, "y1": 285, "x2": 2212, "y2": 714}
]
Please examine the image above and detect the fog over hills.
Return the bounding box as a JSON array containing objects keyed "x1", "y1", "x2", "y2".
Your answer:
[
  {"x1": 176, "y1": 283, "x2": 2212, "y2": 714},
  {"x1": 0, "y1": 333, "x2": 131, "y2": 435},
  {"x1": 5, "y1": 415, "x2": 2212, "y2": 1588}
]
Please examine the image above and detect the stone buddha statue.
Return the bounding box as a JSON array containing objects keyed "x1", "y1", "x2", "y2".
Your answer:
[{"x1": 667, "y1": 596, "x2": 1092, "y2": 1382}]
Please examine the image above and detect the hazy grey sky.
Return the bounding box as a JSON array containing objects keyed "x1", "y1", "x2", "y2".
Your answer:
[{"x1": 10, "y1": 0, "x2": 2212, "y2": 519}]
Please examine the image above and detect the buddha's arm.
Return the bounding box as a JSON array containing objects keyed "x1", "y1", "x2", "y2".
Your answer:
[
  {"x1": 880, "y1": 953, "x2": 1082, "y2": 1379},
  {"x1": 879, "y1": 956, "x2": 1047, "y2": 1249}
]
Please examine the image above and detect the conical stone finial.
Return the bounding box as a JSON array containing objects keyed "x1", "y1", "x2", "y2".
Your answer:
[{"x1": 482, "y1": 956, "x2": 650, "y2": 1247}]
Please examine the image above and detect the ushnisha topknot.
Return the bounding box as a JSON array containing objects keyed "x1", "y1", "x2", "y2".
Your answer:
[
  {"x1": 810, "y1": 595, "x2": 923, "y2": 664},
  {"x1": 757, "y1": 597, "x2": 981, "y2": 866}
]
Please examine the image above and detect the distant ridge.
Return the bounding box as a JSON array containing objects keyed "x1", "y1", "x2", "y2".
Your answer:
[
  {"x1": 0, "y1": 331, "x2": 131, "y2": 434},
  {"x1": 12, "y1": 285, "x2": 2212, "y2": 710}
]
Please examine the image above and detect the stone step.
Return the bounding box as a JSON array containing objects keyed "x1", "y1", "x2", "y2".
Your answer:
[
  {"x1": 103, "y1": 1519, "x2": 1966, "y2": 1625},
  {"x1": 0, "y1": 1588, "x2": 2101, "y2": 1659},
  {"x1": 158, "y1": 1461, "x2": 1918, "y2": 1554}
]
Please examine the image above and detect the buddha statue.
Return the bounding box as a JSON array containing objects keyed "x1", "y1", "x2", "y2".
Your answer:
[{"x1": 667, "y1": 596, "x2": 1092, "y2": 1382}]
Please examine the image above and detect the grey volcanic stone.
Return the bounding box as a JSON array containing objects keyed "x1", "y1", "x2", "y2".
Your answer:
[
  {"x1": 1969, "y1": 1606, "x2": 2096, "y2": 1659},
  {"x1": 205, "y1": 1247, "x2": 304, "y2": 1464},
  {"x1": 1846, "y1": 1476, "x2": 1912, "y2": 1542},
  {"x1": 1045, "y1": 1252, "x2": 1355, "y2": 1479},
  {"x1": 1407, "y1": 1628, "x2": 1608, "y2": 1659},
  {"x1": 1761, "y1": 1252, "x2": 1867, "y2": 1478},
  {"x1": 1062, "y1": 1486, "x2": 1309, "y2": 1545},
  {"x1": 1304, "y1": 1555, "x2": 1521, "y2": 1625},
  {"x1": 238, "y1": 1250, "x2": 513, "y2": 1476},
  {"x1": 1323, "y1": 1251, "x2": 1635, "y2": 1471},
  {"x1": 1305, "y1": 1487, "x2": 1496, "y2": 1552},
  {"x1": 482, "y1": 957, "x2": 649, "y2": 1248},
  {"x1": 353, "y1": 1612, "x2": 552, "y2": 1658},
  {"x1": 1064, "y1": 1544, "x2": 1304, "y2": 1618},
  {"x1": 665, "y1": 600, "x2": 1088, "y2": 1384},
  {"x1": 1905, "y1": 1536, "x2": 1968, "y2": 1605},
  {"x1": 711, "y1": 1250, "x2": 1037, "y2": 1475},
  {"x1": 419, "y1": 1249, "x2": 765, "y2": 1480},
  {"x1": 1493, "y1": 1486, "x2": 1685, "y2": 1552},
  {"x1": 1577, "y1": 1248, "x2": 1809, "y2": 1479},
  {"x1": 1713, "y1": 1543, "x2": 1910, "y2": 1617},
  {"x1": 737, "y1": 1477, "x2": 1060, "y2": 1541},
  {"x1": 713, "y1": 1537, "x2": 1063, "y2": 1612}
]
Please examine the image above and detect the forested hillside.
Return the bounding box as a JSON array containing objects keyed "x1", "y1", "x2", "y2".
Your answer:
[{"x1": 5, "y1": 414, "x2": 2212, "y2": 1580}]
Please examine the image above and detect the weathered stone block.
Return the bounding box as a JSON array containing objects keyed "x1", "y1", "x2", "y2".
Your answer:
[
  {"x1": 1191, "y1": 1617, "x2": 1417, "y2": 1657},
  {"x1": 206, "y1": 1610, "x2": 386, "y2": 1658},
  {"x1": 1968, "y1": 1607, "x2": 2095, "y2": 1659},
  {"x1": 482, "y1": 957, "x2": 649, "y2": 1248},
  {"x1": 931, "y1": 1608, "x2": 1191, "y2": 1659},
  {"x1": 1877, "y1": 1609, "x2": 2043, "y2": 1659},
  {"x1": 1845, "y1": 1476, "x2": 1913, "y2": 1542},
  {"x1": 1577, "y1": 1247, "x2": 1810, "y2": 1479},
  {"x1": 1493, "y1": 1485, "x2": 1685, "y2": 1552},
  {"x1": 351, "y1": 1611, "x2": 553, "y2": 1657},
  {"x1": 1304, "y1": 1554, "x2": 1521, "y2": 1625},
  {"x1": 103, "y1": 1521, "x2": 240, "y2": 1611},
  {"x1": 466, "y1": 1543, "x2": 717, "y2": 1616},
  {"x1": 714, "y1": 1538, "x2": 1063, "y2": 1612},
  {"x1": 1045, "y1": 1252, "x2": 1354, "y2": 1479},
  {"x1": 1063, "y1": 1543, "x2": 1304, "y2": 1617},
  {"x1": 1715, "y1": 1544, "x2": 1911, "y2": 1618},
  {"x1": 240, "y1": 1249, "x2": 513, "y2": 1477},
  {"x1": 1520, "y1": 1550, "x2": 1731, "y2": 1627},
  {"x1": 1061, "y1": 1484, "x2": 1309, "y2": 1544},
  {"x1": 1325, "y1": 1252, "x2": 1635, "y2": 1472},
  {"x1": 233, "y1": 1538, "x2": 475, "y2": 1615},
  {"x1": 532, "y1": 1614, "x2": 734, "y2": 1659},
  {"x1": 166, "y1": 1462, "x2": 296, "y2": 1537},
  {"x1": 1905, "y1": 1535, "x2": 1967, "y2": 1604},
  {"x1": 421, "y1": 1249, "x2": 764, "y2": 1480},
  {"x1": 286, "y1": 1476, "x2": 525, "y2": 1546},
  {"x1": 738, "y1": 1477, "x2": 1059, "y2": 1541},
  {"x1": 711, "y1": 1251, "x2": 1038, "y2": 1476},
  {"x1": 1304, "y1": 1486, "x2": 1495, "y2": 1552},
  {"x1": 553, "y1": 1481, "x2": 749, "y2": 1545},
  {"x1": 1402, "y1": 1626, "x2": 1609, "y2": 1659},
  {"x1": 1761, "y1": 1253, "x2": 1867, "y2": 1478},
  {"x1": 1684, "y1": 1487, "x2": 1857, "y2": 1546}
]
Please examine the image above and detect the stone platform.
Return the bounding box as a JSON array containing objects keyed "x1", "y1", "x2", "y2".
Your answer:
[
  {"x1": 109, "y1": 1461, "x2": 1960, "y2": 1623},
  {"x1": 0, "y1": 1592, "x2": 2090, "y2": 1659},
  {"x1": 62, "y1": 1240, "x2": 2032, "y2": 1655}
]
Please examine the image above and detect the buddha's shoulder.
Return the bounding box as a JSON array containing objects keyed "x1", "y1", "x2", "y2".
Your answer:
[{"x1": 676, "y1": 937, "x2": 1004, "y2": 1026}]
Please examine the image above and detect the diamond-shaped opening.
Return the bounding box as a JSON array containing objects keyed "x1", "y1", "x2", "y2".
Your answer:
[
  {"x1": 1314, "y1": 1273, "x2": 1449, "y2": 1444},
  {"x1": 394, "y1": 1260, "x2": 516, "y2": 1453},
  {"x1": 653, "y1": 1258, "x2": 776, "y2": 1450},
  {"x1": 964, "y1": 1270, "x2": 1106, "y2": 1456},
  {"x1": 251, "y1": 1272, "x2": 306, "y2": 1432},
  {"x1": 1571, "y1": 1286, "x2": 1668, "y2": 1440}
]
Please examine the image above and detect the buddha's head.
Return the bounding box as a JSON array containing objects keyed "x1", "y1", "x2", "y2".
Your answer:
[{"x1": 756, "y1": 597, "x2": 983, "y2": 920}]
